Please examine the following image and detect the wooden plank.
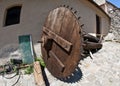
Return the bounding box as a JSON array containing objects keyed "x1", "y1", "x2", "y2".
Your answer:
[
  {"x1": 49, "y1": 51, "x2": 65, "y2": 72},
  {"x1": 33, "y1": 61, "x2": 46, "y2": 86},
  {"x1": 43, "y1": 27, "x2": 72, "y2": 52}
]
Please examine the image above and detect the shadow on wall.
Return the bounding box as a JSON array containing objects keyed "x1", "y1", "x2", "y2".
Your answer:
[
  {"x1": 0, "y1": 44, "x2": 20, "y2": 58},
  {"x1": 0, "y1": 44, "x2": 21, "y2": 65}
]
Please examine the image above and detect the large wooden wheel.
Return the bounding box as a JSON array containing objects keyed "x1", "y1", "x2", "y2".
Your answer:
[{"x1": 41, "y1": 7, "x2": 82, "y2": 78}]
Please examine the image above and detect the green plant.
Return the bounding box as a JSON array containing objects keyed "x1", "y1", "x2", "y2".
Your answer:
[
  {"x1": 35, "y1": 57, "x2": 46, "y2": 67},
  {"x1": 24, "y1": 66, "x2": 33, "y2": 74}
]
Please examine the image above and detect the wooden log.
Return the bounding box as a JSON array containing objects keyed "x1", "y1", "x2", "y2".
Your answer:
[
  {"x1": 83, "y1": 34, "x2": 99, "y2": 43},
  {"x1": 83, "y1": 42, "x2": 102, "y2": 50},
  {"x1": 33, "y1": 61, "x2": 46, "y2": 86}
]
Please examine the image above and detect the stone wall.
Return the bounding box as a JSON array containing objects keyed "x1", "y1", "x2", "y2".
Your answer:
[{"x1": 105, "y1": 2, "x2": 120, "y2": 41}]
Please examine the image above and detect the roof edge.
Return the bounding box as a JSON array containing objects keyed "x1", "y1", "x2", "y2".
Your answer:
[
  {"x1": 106, "y1": 1, "x2": 119, "y2": 9},
  {"x1": 88, "y1": 0, "x2": 110, "y2": 19}
]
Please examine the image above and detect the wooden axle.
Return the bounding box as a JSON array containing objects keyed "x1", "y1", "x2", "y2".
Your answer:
[{"x1": 83, "y1": 41, "x2": 102, "y2": 50}]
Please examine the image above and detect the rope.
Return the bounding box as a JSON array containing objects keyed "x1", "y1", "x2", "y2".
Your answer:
[
  {"x1": 1, "y1": 64, "x2": 21, "y2": 86},
  {"x1": 11, "y1": 71, "x2": 21, "y2": 86},
  {"x1": 3, "y1": 72, "x2": 18, "y2": 79}
]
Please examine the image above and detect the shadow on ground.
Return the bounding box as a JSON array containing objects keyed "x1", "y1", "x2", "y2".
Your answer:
[
  {"x1": 59, "y1": 67, "x2": 83, "y2": 83},
  {"x1": 42, "y1": 67, "x2": 50, "y2": 86}
]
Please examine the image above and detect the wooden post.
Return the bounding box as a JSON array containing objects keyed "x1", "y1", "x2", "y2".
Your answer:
[{"x1": 33, "y1": 61, "x2": 46, "y2": 86}]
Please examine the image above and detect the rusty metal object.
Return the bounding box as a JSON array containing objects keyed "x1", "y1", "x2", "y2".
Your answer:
[{"x1": 41, "y1": 7, "x2": 82, "y2": 78}]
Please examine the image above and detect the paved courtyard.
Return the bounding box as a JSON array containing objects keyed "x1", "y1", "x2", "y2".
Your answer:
[{"x1": 0, "y1": 41, "x2": 120, "y2": 86}]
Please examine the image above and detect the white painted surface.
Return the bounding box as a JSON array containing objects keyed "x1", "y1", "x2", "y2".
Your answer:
[
  {"x1": 0, "y1": 0, "x2": 110, "y2": 48},
  {"x1": 93, "y1": 0, "x2": 106, "y2": 5}
]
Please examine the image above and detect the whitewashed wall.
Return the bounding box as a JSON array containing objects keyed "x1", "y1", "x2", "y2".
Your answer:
[{"x1": 0, "y1": 0, "x2": 110, "y2": 48}]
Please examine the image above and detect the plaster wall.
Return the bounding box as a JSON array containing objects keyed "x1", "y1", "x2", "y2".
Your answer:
[{"x1": 0, "y1": 0, "x2": 110, "y2": 48}]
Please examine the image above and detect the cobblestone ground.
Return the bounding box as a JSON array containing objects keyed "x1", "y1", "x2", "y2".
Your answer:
[
  {"x1": 0, "y1": 73, "x2": 35, "y2": 86},
  {"x1": 0, "y1": 42, "x2": 120, "y2": 86},
  {"x1": 44, "y1": 41, "x2": 120, "y2": 86}
]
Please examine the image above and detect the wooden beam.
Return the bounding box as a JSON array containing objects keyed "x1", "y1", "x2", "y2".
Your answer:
[
  {"x1": 43, "y1": 26, "x2": 72, "y2": 52},
  {"x1": 33, "y1": 61, "x2": 46, "y2": 86}
]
